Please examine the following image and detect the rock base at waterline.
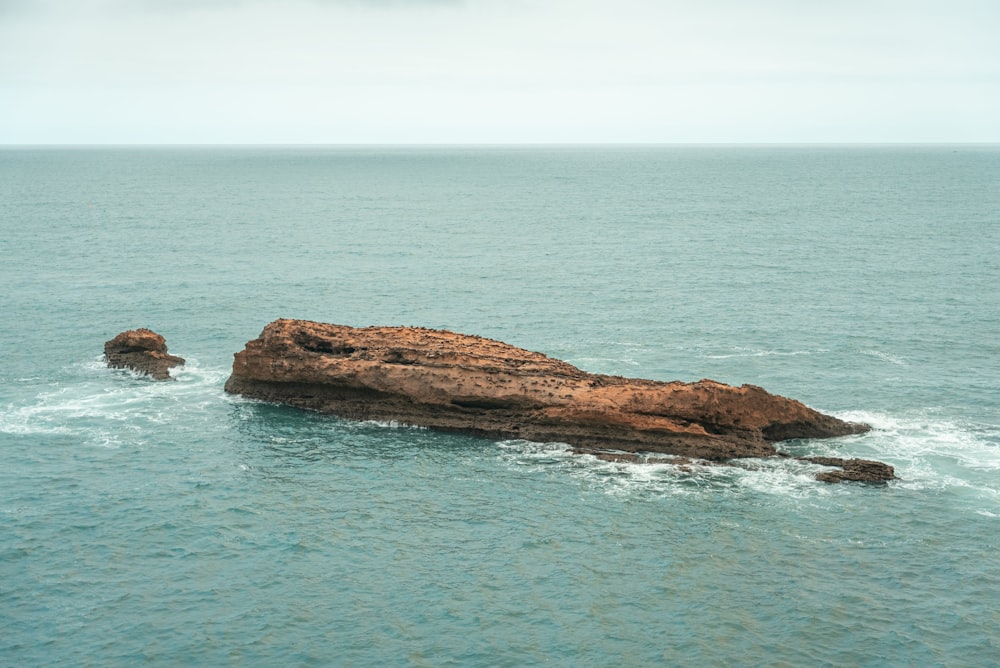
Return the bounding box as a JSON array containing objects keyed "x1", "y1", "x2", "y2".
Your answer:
[
  {"x1": 224, "y1": 319, "x2": 892, "y2": 483},
  {"x1": 104, "y1": 328, "x2": 185, "y2": 380},
  {"x1": 798, "y1": 456, "x2": 896, "y2": 483}
]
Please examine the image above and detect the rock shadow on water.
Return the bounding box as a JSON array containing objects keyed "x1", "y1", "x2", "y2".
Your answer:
[{"x1": 228, "y1": 399, "x2": 488, "y2": 478}]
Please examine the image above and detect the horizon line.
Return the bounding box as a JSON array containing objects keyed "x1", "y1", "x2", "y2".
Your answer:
[{"x1": 3, "y1": 141, "x2": 999, "y2": 149}]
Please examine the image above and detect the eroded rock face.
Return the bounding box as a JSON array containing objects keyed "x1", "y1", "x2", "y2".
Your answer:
[
  {"x1": 104, "y1": 328, "x2": 185, "y2": 380},
  {"x1": 225, "y1": 319, "x2": 888, "y2": 482}
]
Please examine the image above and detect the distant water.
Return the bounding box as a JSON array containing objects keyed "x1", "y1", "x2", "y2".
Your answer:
[{"x1": 2, "y1": 146, "x2": 999, "y2": 666}]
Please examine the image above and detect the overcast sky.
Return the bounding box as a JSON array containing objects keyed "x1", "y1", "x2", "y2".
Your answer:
[{"x1": 1, "y1": 0, "x2": 998, "y2": 143}]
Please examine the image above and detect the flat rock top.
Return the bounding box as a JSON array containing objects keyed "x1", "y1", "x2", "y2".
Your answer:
[
  {"x1": 261, "y1": 318, "x2": 586, "y2": 375},
  {"x1": 105, "y1": 328, "x2": 170, "y2": 355},
  {"x1": 232, "y1": 319, "x2": 868, "y2": 439}
]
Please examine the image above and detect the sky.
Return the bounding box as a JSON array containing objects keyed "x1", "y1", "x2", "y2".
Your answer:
[{"x1": 1, "y1": 0, "x2": 998, "y2": 143}]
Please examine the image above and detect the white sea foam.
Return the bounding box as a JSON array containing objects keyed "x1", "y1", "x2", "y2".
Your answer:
[
  {"x1": 356, "y1": 419, "x2": 428, "y2": 430},
  {"x1": 817, "y1": 409, "x2": 1000, "y2": 499},
  {"x1": 700, "y1": 347, "x2": 822, "y2": 360},
  {"x1": 834, "y1": 409, "x2": 1000, "y2": 468},
  {"x1": 495, "y1": 409, "x2": 1000, "y2": 503},
  {"x1": 858, "y1": 349, "x2": 907, "y2": 365},
  {"x1": 0, "y1": 358, "x2": 231, "y2": 447},
  {"x1": 496, "y1": 440, "x2": 842, "y2": 500}
]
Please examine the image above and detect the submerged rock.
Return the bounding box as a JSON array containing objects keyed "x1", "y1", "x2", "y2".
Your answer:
[
  {"x1": 798, "y1": 456, "x2": 896, "y2": 483},
  {"x1": 104, "y1": 328, "x2": 185, "y2": 380},
  {"x1": 224, "y1": 319, "x2": 890, "y2": 483}
]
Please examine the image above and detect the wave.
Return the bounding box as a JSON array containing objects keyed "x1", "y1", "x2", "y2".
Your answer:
[
  {"x1": 858, "y1": 349, "x2": 907, "y2": 365},
  {"x1": 7, "y1": 358, "x2": 998, "y2": 512},
  {"x1": 79, "y1": 355, "x2": 230, "y2": 383},
  {"x1": 495, "y1": 409, "x2": 1000, "y2": 505},
  {"x1": 354, "y1": 419, "x2": 428, "y2": 431},
  {"x1": 699, "y1": 347, "x2": 824, "y2": 360},
  {"x1": 0, "y1": 358, "x2": 232, "y2": 446},
  {"x1": 696, "y1": 347, "x2": 906, "y2": 366},
  {"x1": 495, "y1": 439, "x2": 843, "y2": 501},
  {"x1": 834, "y1": 409, "x2": 1000, "y2": 467}
]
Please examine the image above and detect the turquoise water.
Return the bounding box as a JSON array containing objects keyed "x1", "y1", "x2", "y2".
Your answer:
[{"x1": 2, "y1": 146, "x2": 999, "y2": 665}]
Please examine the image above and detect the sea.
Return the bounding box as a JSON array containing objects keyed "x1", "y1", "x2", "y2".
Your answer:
[{"x1": 1, "y1": 145, "x2": 998, "y2": 666}]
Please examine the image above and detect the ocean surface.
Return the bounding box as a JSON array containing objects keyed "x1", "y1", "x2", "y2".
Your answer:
[{"x1": 1, "y1": 145, "x2": 998, "y2": 666}]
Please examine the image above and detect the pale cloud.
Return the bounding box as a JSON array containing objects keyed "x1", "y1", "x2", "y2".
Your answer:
[
  {"x1": 0, "y1": 0, "x2": 33, "y2": 14},
  {"x1": 1, "y1": 0, "x2": 998, "y2": 142}
]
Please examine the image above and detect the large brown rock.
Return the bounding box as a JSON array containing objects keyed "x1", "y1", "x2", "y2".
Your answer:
[
  {"x1": 224, "y1": 319, "x2": 888, "y2": 481},
  {"x1": 104, "y1": 328, "x2": 185, "y2": 380}
]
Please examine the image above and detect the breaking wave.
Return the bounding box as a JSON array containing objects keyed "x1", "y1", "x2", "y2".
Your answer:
[
  {"x1": 495, "y1": 408, "x2": 1000, "y2": 509},
  {"x1": 0, "y1": 358, "x2": 231, "y2": 447}
]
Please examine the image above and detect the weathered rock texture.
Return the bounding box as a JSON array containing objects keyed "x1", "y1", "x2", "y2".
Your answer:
[
  {"x1": 104, "y1": 328, "x2": 185, "y2": 380},
  {"x1": 225, "y1": 319, "x2": 891, "y2": 482},
  {"x1": 798, "y1": 456, "x2": 896, "y2": 483}
]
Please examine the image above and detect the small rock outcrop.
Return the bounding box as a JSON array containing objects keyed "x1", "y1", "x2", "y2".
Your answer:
[
  {"x1": 104, "y1": 328, "x2": 185, "y2": 380},
  {"x1": 799, "y1": 456, "x2": 896, "y2": 483},
  {"x1": 224, "y1": 319, "x2": 892, "y2": 483}
]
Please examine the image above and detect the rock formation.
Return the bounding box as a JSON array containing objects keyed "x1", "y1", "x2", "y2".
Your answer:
[
  {"x1": 224, "y1": 319, "x2": 893, "y2": 483},
  {"x1": 104, "y1": 328, "x2": 185, "y2": 380},
  {"x1": 797, "y1": 456, "x2": 896, "y2": 483}
]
